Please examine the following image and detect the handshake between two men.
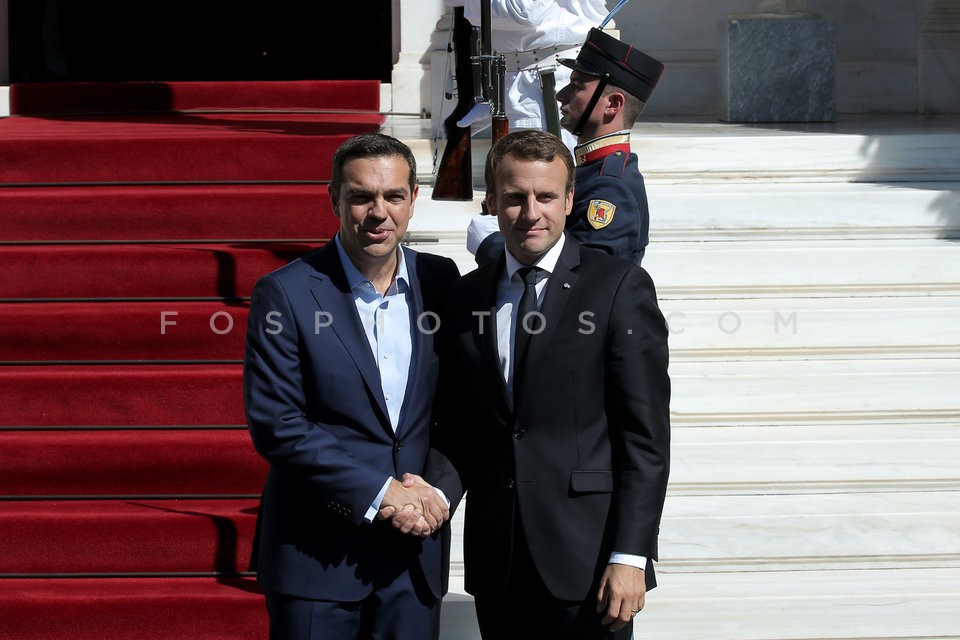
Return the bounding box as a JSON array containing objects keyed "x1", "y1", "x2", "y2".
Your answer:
[{"x1": 377, "y1": 473, "x2": 449, "y2": 537}]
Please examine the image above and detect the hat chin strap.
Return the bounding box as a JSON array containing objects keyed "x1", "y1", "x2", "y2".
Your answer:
[{"x1": 572, "y1": 73, "x2": 611, "y2": 138}]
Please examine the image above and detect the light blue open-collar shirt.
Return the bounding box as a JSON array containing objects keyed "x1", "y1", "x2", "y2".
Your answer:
[{"x1": 334, "y1": 234, "x2": 414, "y2": 522}]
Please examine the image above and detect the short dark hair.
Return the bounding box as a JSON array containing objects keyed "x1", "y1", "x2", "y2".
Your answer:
[
  {"x1": 330, "y1": 133, "x2": 417, "y2": 197},
  {"x1": 603, "y1": 82, "x2": 645, "y2": 127},
  {"x1": 484, "y1": 130, "x2": 575, "y2": 193}
]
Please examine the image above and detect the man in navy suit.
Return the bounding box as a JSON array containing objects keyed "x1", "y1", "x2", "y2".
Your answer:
[{"x1": 244, "y1": 133, "x2": 459, "y2": 639}]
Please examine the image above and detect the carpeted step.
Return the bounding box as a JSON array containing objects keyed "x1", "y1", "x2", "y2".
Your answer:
[
  {"x1": 0, "y1": 184, "x2": 338, "y2": 242},
  {"x1": 0, "y1": 112, "x2": 383, "y2": 184},
  {"x1": 0, "y1": 428, "x2": 263, "y2": 497},
  {"x1": 0, "y1": 243, "x2": 318, "y2": 300},
  {"x1": 11, "y1": 79, "x2": 381, "y2": 115},
  {"x1": 0, "y1": 301, "x2": 249, "y2": 362},
  {"x1": 1, "y1": 499, "x2": 258, "y2": 575},
  {"x1": 0, "y1": 364, "x2": 243, "y2": 427},
  {"x1": 0, "y1": 577, "x2": 267, "y2": 640}
]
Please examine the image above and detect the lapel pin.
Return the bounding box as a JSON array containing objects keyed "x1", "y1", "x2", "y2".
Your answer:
[{"x1": 563, "y1": 282, "x2": 571, "y2": 289}]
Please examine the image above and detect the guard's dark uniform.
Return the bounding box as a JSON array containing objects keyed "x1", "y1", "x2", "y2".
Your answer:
[
  {"x1": 556, "y1": 27, "x2": 664, "y2": 267},
  {"x1": 568, "y1": 131, "x2": 648, "y2": 265}
]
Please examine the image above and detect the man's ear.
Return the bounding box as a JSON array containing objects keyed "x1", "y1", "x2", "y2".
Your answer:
[
  {"x1": 604, "y1": 90, "x2": 626, "y2": 115},
  {"x1": 328, "y1": 185, "x2": 339, "y2": 216},
  {"x1": 484, "y1": 192, "x2": 497, "y2": 215}
]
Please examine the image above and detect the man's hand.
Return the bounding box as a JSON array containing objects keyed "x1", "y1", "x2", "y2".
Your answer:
[
  {"x1": 596, "y1": 563, "x2": 646, "y2": 632},
  {"x1": 376, "y1": 475, "x2": 449, "y2": 537}
]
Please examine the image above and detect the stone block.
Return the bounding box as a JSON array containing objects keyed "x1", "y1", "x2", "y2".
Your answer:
[
  {"x1": 719, "y1": 17, "x2": 836, "y2": 122},
  {"x1": 920, "y1": 31, "x2": 960, "y2": 114}
]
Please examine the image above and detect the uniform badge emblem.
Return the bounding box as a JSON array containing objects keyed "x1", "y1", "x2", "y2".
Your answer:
[{"x1": 587, "y1": 199, "x2": 616, "y2": 229}]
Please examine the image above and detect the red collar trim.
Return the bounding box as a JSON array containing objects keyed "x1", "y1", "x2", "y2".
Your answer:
[{"x1": 578, "y1": 142, "x2": 631, "y2": 165}]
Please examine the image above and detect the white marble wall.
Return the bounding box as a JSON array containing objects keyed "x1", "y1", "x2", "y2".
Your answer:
[
  {"x1": 394, "y1": 0, "x2": 447, "y2": 115},
  {"x1": 611, "y1": 0, "x2": 934, "y2": 115},
  {"x1": 422, "y1": 0, "x2": 958, "y2": 118},
  {"x1": 919, "y1": 0, "x2": 960, "y2": 113},
  {"x1": 0, "y1": 0, "x2": 9, "y2": 116}
]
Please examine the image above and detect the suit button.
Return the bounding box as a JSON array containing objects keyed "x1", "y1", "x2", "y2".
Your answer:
[
  {"x1": 394, "y1": 443, "x2": 402, "y2": 452},
  {"x1": 514, "y1": 430, "x2": 525, "y2": 439},
  {"x1": 506, "y1": 479, "x2": 515, "y2": 489}
]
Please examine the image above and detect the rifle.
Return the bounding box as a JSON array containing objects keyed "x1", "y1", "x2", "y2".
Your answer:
[
  {"x1": 479, "y1": 0, "x2": 509, "y2": 143},
  {"x1": 433, "y1": 2, "x2": 508, "y2": 201},
  {"x1": 432, "y1": 8, "x2": 477, "y2": 201}
]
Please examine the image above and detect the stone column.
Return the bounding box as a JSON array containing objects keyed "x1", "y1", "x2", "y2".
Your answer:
[
  {"x1": 718, "y1": 0, "x2": 836, "y2": 122},
  {"x1": 392, "y1": 0, "x2": 446, "y2": 115},
  {"x1": 1, "y1": 0, "x2": 10, "y2": 116},
  {"x1": 919, "y1": 0, "x2": 960, "y2": 113}
]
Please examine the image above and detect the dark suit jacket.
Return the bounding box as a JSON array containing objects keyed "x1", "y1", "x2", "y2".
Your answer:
[
  {"x1": 426, "y1": 235, "x2": 670, "y2": 602},
  {"x1": 244, "y1": 242, "x2": 459, "y2": 601}
]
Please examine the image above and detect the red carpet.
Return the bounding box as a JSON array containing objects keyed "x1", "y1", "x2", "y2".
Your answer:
[
  {"x1": 0, "y1": 79, "x2": 380, "y2": 637},
  {"x1": 2, "y1": 499, "x2": 258, "y2": 574},
  {"x1": 0, "y1": 301, "x2": 249, "y2": 362},
  {"x1": 11, "y1": 80, "x2": 381, "y2": 115},
  {"x1": 3, "y1": 578, "x2": 267, "y2": 640},
  {"x1": 0, "y1": 184, "x2": 338, "y2": 242},
  {"x1": 0, "y1": 364, "x2": 243, "y2": 427},
  {"x1": 0, "y1": 113, "x2": 380, "y2": 183},
  {"x1": 0, "y1": 429, "x2": 265, "y2": 496},
  {"x1": 0, "y1": 243, "x2": 319, "y2": 299}
]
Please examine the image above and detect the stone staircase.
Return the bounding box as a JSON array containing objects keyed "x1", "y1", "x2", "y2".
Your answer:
[{"x1": 389, "y1": 115, "x2": 960, "y2": 639}]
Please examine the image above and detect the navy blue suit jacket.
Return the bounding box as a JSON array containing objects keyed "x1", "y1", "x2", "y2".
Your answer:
[
  {"x1": 568, "y1": 150, "x2": 649, "y2": 265},
  {"x1": 244, "y1": 242, "x2": 458, "y2": 601}
]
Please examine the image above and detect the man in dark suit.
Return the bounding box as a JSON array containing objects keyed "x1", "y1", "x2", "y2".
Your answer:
[
  {"x1": 412, "y1": 130, "x2": 670, "y2": 639},
  {"x1": 244, "y1": 133, "x2": 459, "y2": 639}
]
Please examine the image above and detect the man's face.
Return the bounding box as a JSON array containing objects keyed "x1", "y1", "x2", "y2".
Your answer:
[
  {"x1": 329, "y1": 155, "x2": 417, "y2": 270},
  {"x1": 557, "y1": 70, "x2": 601, "y2": 134},
  {"x1": 487, "y1": 154, "x2": 573, "y2": 265}
]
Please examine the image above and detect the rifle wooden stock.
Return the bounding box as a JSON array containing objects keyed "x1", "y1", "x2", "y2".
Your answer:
[
  {"x1": 433, "y1": 8, "x2": 475, "y2": 202},
  {"x1": 491, "y1": 116, "x2": 509, "y2": 143},
  {"x1": 433, "y1": 119, "x2": 473, "y2": 201}
]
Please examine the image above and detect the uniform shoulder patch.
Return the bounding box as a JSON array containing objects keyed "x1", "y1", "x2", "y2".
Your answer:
[{"x1": 586, "y1": 199, "x2": 616, "y2": 230}]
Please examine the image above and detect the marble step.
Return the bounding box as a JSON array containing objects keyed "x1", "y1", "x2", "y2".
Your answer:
[
  {"x1": 407, "y1": 234, "x2": 960, "y2": 296},
  {"x1": 663, "y1": 295, "x2": 960, "y2": 360},
  {"x1": 646, "y1": 181, "x2": 960, "y2": 241},
  {"x1": 407, "y1": 189, "x2": 960, "y2": 290},
  {"x1": 632, "y1": 119, "x2": 960, "y2": 183},
  {"x1": 637, "y1": 567, "x2": 960, "y2": 640},
  {"x1": 669, "y1": 422, "x2": 960, "y2": 495},
  {"x1": 670, "y1": 357, "x2": 960, "y2": 426},
  {"x1": 659, "y1": 490, "x2": 960, "y2": 572},
  {"x1": 643, "y1": 238, "x2": 960, "y2": 298},
  {"x1": 400, "y1": 116, "x2": 960, "y2": 185}
]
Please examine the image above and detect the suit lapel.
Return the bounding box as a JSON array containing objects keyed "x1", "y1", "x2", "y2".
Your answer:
[
  {"x1": 514, "y1": 237, "x2": 581, "y2": 411},
  {"x1": 475, "y1": 258, "x2": 513, "y2": 412},
  {"x1": 397, "y1": 247, "x2": 427, "y2": 437},
  {"x1": 306, "y1": 244, "x2": 391, "y2": 430}
]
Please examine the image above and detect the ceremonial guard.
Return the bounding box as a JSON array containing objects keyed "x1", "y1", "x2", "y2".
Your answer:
[
  {"x1": 557, "y1": 27, "x2": 664, "y2": 265},
  {"x1": 442, "y1": 0, "x2": 608, "y2": 149}
]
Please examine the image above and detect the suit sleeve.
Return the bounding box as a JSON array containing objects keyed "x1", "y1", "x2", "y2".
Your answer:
[
  {"x1": 243, "y1": 274, "x2": 388, "y2": 526},
  {"x1": 423, "y1": 287, "x2": 473, "y2": 511},
  {"x1": 605, "y1": 266, "x2": 671, "y2": 558}
]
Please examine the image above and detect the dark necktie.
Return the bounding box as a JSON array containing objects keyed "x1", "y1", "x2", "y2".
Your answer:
[{"x1": 513, "y1": 266, "x2": 540, "y2": 384}]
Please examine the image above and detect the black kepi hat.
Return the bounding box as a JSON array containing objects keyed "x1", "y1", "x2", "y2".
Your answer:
[{"x1": 559, "y1": 28, "x2": 664, "y2": 104}]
